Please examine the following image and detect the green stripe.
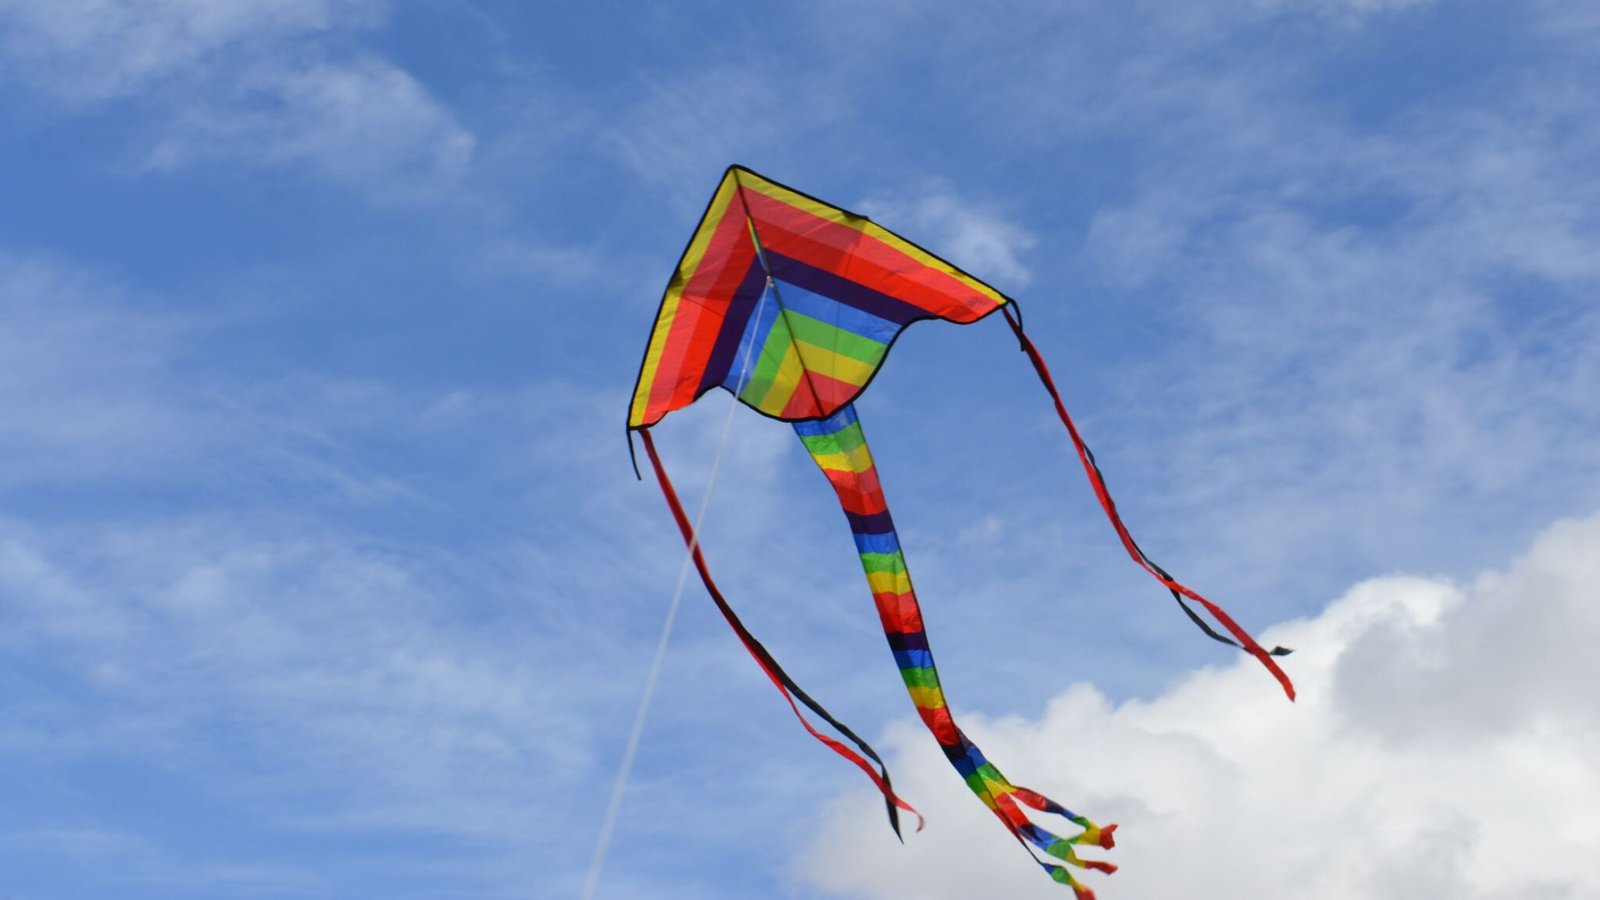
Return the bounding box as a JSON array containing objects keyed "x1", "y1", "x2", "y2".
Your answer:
[
  {"x1": 1042, "y1": 838, "x2": 1078, "y2": 863},
  {"x1": 797, "y1": 421, "x2": 867, "y2": 458},
  {"x1": 963, "y1": 770, "x2": 994, "y2": 797},
  {"x1": 787, "y1": 311, "x2": 888, "y2": 365},
  {"x1": 975, "y1": 762, "x2": 1008, "y2": 789},
  {"x1": 859, "y1": 552, "x2": 906, "y2": 575},
  {"x1": 798, "y1": 421, "x2": 865, "y2": 457},
  {"x1": 828, "y1": 421, "x2": 866, "y2": 453},
  {"x1": 900, "y1": 666, "x2": 940, "y2": 690},
  {"x1": 737, "y1": 316, "x2": 794, "y2": 405},
  {"x1": 797, "y1": 430, "x2": 843, "y2": 456}
]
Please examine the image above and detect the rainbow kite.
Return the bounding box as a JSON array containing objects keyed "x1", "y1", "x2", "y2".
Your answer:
[{"x1": 628, "y1": 166, "x2": 1293, "y2": 897}]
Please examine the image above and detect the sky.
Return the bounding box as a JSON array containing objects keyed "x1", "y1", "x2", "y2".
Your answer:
[{"x1": 0, "y1": 1, "x2": 1597, "y2": 898}]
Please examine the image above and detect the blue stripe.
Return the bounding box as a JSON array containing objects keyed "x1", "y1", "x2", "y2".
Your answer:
[
  {"x1": 944, "y1": 741, "x2": 990, "y2": 774},
  {"x1": 767, "y1": 251, "x2": 928, "y2": 326},
  {"x1": 772, "y1": 277, "x2": 900, "y2": 346},
  {"x1": 727, "y1": 281, "x2": 785, "y2": 399},
  {"x1": 893, "y1": 648, "x2": 933, "y2": 670},
  {"x1": 793, "y1": 402, "x2": 858, "y2": 436},
  {"x1": 948, "y1": 746, "x2": 979, "y2": 775},
  {"x1": 853, "y1": 530, "x2": 900, "y2": 555}
]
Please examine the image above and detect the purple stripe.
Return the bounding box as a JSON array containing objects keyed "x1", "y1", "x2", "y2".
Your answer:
[
  {"x1": 886, "y1": 630, "x2": 929, "y2": 653},
  {"x1": 696, "y1": 260, "x2": 767, "y2": 397},
  {"x1": 767, "y1": 252, "x2": 928, "y2": 327},
  {"x1": 847, "y1": 509, "x2": 896, "y2": 535}
]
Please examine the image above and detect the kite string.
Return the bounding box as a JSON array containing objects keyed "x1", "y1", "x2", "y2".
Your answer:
[{"x1": 581, "y1": 284, "x2": 773, "y2": 900}]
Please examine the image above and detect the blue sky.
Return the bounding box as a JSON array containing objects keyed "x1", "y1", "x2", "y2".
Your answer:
[{"x1": 1, "y1": 1, "x2": 1597, "y2": 897}]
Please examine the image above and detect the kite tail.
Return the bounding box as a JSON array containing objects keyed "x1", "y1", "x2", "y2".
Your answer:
[
  {"x1": 638, "y1": 428, "x2": 923, "y2": 837},
  {"x1": 1001, "y1": 307, "x2": 1297, "y2": 702},
  {"x1": 795, "y1": 405, "x2": 1114, "y2": 896}
]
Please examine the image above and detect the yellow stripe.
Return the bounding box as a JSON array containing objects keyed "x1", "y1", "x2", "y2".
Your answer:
[
  {"x1": 867, "y1": 569, "x2": 911, "y2": 596},
  {"x1": 680, "y1": 171, "x2": 743, "y2": 285},
  {"x1": 739, "y1": 170, "x2": 1008, "y2": 309},
  {"x1": 810, "y1": 442, "x2": 874, "y2": 475},
  {"x1": 792, "y1": 338, "x2": 877, "y2": 387},
  {"x1": 754, "y1": 341, "x2": 806, "y2": 415},
  {"x1": 628, "y1": 293, "x2": 682, "y2": 426},
  {"x1": 907, "y1": 686, "x2": 946, "y2": 709}
]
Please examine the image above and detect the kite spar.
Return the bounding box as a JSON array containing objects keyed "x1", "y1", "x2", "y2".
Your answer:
[{"x1": 625, "y1": 166, "x2": 1293, "y2": 897}]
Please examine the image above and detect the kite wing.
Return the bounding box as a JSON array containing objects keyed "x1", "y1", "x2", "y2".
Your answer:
[{"x1": 629, "y1": 165, "x2": 1007, "y2": 428}]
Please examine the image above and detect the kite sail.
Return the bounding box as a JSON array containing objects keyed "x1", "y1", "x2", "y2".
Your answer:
[{"x1": 628, "y1": 165, "x2": 1293, "y2": 897}]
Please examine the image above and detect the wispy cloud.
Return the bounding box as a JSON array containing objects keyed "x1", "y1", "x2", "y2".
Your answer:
[
  {"x1": 0, "y1": 0, "x2": 382, "y2": 102},
  {"x1": 859, "y1": 186, "x2": 1039, "y2": 289},
  {"x1": 0, "y1": 0, "x2": 472, "y2": 192},
  {"x1": 144, "y1": 56, "x2": 475, "y2": 188}
]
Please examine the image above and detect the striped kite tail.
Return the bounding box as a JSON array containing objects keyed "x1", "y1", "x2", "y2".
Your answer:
[{"x1": 795, "y1": 404, "x2": 1115, "y2": 895}]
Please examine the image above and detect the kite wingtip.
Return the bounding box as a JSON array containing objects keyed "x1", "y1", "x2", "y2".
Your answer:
[{"x1": 1097, "y1": 822, "x2": 1117, "y2": 850}]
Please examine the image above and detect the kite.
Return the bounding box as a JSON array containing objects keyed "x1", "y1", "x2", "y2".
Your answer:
[{"x1": 627, "y1": 165, "x2": 1293, "y2": 897}]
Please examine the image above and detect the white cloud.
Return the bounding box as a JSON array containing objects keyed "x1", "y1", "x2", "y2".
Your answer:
[
  {"x1": 0, "y1": 0, "x2": 472, "y2": 190},
  {"x1": 1058, "y1": 6, "x2": 1600, "y2": 606},
  {"x1": 605, "y1": 67, "x2": 798, "y2": 211},
  {"x1": 859, "y1": 189, "x2": 1039, "y2": 289},
  {"x1": 145, "y1": 56, "x2": 475, "y2": 186},
  {"x1": 0, "y1": 255, "x2": 429, "y2": 498},
  {"x1": 797, "y1": 510, "x2": 1600, "y2": 898},
  {"x1": 0, "y1": 0, "x2": 381, "y2": 102},
  {"x1": 1255, "y1": 0, "x2": 1435, "y2": 19},
  {"x1": 0, "y1": 256, "x2": 202, "y2": 482}
]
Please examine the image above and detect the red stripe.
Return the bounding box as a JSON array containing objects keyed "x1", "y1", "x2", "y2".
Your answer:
[
  {"x1": 916, "y1": 705, "x2": 961, "y2": 745},
  {"x1": 645, "y1": 299, "x2": 717, "y2": 421},
  {"x1": 807, "y1": 369, "x2": 863, "y2": 410},
  {"x1": 819, "y1": 465, "x2": 887, "y2": 515},
  {"x1": 777, "y1": 366, "x2": 862, "y2": 420},
  {"x1": 743, "y1": 190, "x2": 1001, "y2": 322},
  {"x1": 645, "y1": 209, "x2": 758, "y2": 422},
  {"x1": 873, "y1": 591, "x2": 926, "y2": 634},
  {"x1": 779, "y1": 382, "x2": 820, "y2": 419}
]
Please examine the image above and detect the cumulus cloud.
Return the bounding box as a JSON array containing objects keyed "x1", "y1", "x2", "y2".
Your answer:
[{"x1": 797, "y1": 511, "x2": 1600, "y2": 898}]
